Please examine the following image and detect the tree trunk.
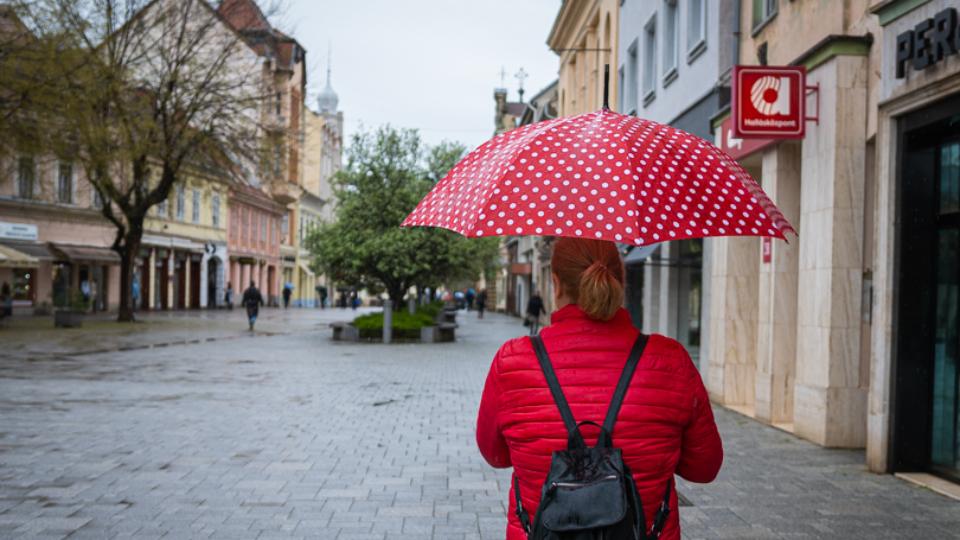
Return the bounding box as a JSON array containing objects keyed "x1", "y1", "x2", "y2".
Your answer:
[
  {"x1": 115, "y1": 219, "x2": 144, "y2": 322},
  {"x1": 387, "y1": 285, "x2": 405, "y2": 311}
]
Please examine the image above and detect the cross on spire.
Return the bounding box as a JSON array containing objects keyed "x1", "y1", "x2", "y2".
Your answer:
[
  {"x1": 499, "y1": 66, "x2": 507, "y2": 88},
  {"x1": 514, "y1": 67, "x2": 528, "y2": 103}
]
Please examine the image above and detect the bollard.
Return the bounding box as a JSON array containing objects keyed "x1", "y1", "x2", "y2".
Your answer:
[
  {"x1": 383, "y1": 300, "x2": 393, "y2": 344},
  {"x1": 407, "y1": 297, "x2": 415, "y2": 315}
]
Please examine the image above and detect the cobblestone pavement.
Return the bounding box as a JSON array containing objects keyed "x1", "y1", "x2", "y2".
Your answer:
[{"x1": 1, "y1": 308, "x2": 959, "y2": 539}]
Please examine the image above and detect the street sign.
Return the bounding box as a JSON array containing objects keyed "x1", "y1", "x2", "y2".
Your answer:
[
  {"x1": 718, "y1": 115, "x2": 777, "y2": 161},
  {"x1": 732, "y1": 65, "x2": 806, "y2": 139},
  {"x1": 0, "y1": 221, "x2": 38, "y2": 241}
]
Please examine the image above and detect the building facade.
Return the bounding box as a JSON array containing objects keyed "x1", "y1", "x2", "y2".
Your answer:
[
  {"x1": 138, "y1": 169, "x2": 230, "y2": 310},
  {"x1": 219, "y1": 0, "x2": 310, "y2": 307},
  {"x1": 548, "y1": 0, "x2": 620, "y2": 116},
  {"x1": 0, "y1": 156, "x2": 120, "y2": 312},
  {"x1": 618, "y1": 0, "x2": 736, "y2": 363},
  {"x1": 704, "y1": 0, "x2": 960, "y2": 487},
  {"x1": 867, "y1": 0, "x2": 960, "y2": 482},
  {"x1": 302, "y1": 64, "x2": 344, "y2": 304},
  {"x1": 227, "y1": 182, "x2": 283, "y2": 306}
]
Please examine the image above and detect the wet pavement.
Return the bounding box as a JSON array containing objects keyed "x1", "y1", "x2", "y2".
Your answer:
[{"x1": 0, "y1": 307, "x2": 958, "y2": 539}]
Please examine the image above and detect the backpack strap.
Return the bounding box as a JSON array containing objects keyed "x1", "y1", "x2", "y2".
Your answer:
[
  {"x1": 529, "y1": 335, "x2": 586, "y2": 449},
  {"x1": 598, "y1": 334, "x2": 649, "y2": 448},
  {"x1": 513, "y1": 475, "x2": 532, "y2": 536}
]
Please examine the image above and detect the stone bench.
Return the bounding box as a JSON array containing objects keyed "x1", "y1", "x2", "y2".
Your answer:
[
  {"x1": 330, "y1": 322, "x2": 358, "y2": 342},
  {"x1": 437, "y1": 322, "x2": 457, "y2": 342}
]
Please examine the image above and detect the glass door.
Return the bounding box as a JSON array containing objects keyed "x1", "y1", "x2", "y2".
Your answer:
[{"x1": 930, "y1": 140, "x2": 960, "y2": 477}]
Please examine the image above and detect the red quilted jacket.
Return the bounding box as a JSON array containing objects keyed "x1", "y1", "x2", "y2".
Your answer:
[{"x1": 476, "y1": 305, "x2": 722, "y2": 540}]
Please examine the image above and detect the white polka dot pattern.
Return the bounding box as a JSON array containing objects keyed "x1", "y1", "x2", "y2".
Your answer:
[{"x1": 402, "y1": 109, "x2": 796, "y2": 245}]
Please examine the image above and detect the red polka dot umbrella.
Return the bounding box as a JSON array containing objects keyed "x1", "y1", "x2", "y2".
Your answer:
[{"x1": 402, "y1": 108, "x2": 795, "y2": 246}]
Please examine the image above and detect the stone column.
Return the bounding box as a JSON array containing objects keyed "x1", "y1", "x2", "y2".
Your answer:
[
  {"x1": 704, "y1": 236, "x2": 760, "y2": 408},
  {"x1": 658, "y1": 243, "x2": 680, "y2": 338},
  {"x1": 148, "y1": 248, "x2": 156, "y2": 310},
  {"x1": 241, "y1": 263, "x2": 250, "y2": 291},
  {"x1": 794, "y1": 55, "x2": 868, "y2": 447},
  {"x1": 642, "y1": 258, "x2": 661, "y2": 335},
  {"x1": 252, "y1": 262, "x2": 261, "y2": 291},
  {"x1": 754, "y1": 142, "x2": 802, "y2": 425}
]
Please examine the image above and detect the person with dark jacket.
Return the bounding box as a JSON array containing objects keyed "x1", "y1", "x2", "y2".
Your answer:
[
  {"x1": 476, "y1": 289, "x2": 487, "y2": 319},
  {"x1": 476, "y1": 238, "x2": 723, "y2": 540},
  {"x1": 524, "y1": 291, "x2": 545, "y2": 335},
  {"x1": 0, "y1": 282, "x2": 11, "y2": 318},
  {"x1": 241, "y1": 281, "x2": 264, "y2": 331}
]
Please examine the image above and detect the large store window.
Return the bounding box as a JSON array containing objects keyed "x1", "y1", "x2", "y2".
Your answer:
[
  {"x1": 11, "y1": 268, "x2": 34, "y2": 302},
  {"x1": 893, "y1": 96, "x2": 960, "y2": 480}
]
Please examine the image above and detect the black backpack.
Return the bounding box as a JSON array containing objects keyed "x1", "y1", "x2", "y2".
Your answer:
[{"x1": 514, "y1": 334, "x2": 673, "y2": 540}]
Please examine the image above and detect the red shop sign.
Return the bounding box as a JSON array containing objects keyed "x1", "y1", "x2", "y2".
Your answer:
[
  {"x1": 762, "y1": 237, "x2": 772, "y2": 264},
  {"x1": 733, "y1": 65, "x2": 806, "y2": 139}
]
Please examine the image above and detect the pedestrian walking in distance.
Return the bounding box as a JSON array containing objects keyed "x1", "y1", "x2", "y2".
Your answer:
[
  {"x1": 282, "y1": 282, "x2": 292, "y2": 308},
  {"x1": 524, "y1": 290, "x2": 545, "y2": 335},
  {"x1": 476, "y1": 238, "x2": 723, "y2": 540},
  {"x1": 242, "y1": 281, "x2": 264, "y2": 331},
  {"x1": 476, "y1": 288, "x2": 487, "y2": 319},
  {"x1": 225, "y1": 282, "x2": 234, "y2": 310}
]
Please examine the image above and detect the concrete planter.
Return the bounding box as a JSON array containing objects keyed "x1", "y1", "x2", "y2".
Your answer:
[
  {"x1": 330, "y1": 322, "x2": 359, "y2": 342},
  {"x1": 331, "y1": 322, "x2": 453, "y2": 343},
  {"x1": 420, "y1": 326, "x2": 437, "y2": 343},
  {"x1": 54, "y1": 310, "x2": 84, "y2": 328}
]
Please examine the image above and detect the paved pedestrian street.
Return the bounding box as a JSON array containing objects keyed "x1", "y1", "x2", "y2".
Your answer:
[{"x1": 1, "y1": 309, "x2": 959, "y2": 539}]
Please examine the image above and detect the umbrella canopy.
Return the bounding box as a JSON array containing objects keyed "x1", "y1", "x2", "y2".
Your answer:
[{"x1": 403, "y1": 108, "x2": 795, "y2": 246}]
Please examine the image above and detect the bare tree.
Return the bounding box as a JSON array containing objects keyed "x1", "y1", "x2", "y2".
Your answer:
[{"x1": 6, "y1": 0, "x2": 272, "y2": 321}]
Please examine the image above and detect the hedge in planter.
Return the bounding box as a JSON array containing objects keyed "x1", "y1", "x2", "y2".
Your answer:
[{"x1": 352, "y1": 309, "x2": 436, "y2": 341}]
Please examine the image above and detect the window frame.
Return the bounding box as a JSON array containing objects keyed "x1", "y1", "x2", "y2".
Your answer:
[
  {"x1": 16, "y1": 156, "x2": 35, "y2": 200},
  {"x1": 752, "y1": 0, "x2": 778, "y2": 35},
  {"x1": 662, "y1": 0, "x2": 679, "y2": 86},
  {"x1": 191, "y1": 188, "x2": 200, "y2": 223},
  {"x1": 212, "y1": 193, "x2": 221, "y2": 228},
  {"x1": 687, "y1": 0, "x2": 707, "y2": 63},
  {"x1": 642, "y1": 13, "x2": 658, "y2": 106},
  {"x1": 57, "y1": 161, "x2": 74, "y2": 204},
  {"x1": 176, "y1": 185, "x2": 185, "y2": 221}
]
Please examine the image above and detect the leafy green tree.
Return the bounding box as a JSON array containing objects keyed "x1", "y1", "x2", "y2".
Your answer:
[{"x1": 307, "y1": 127, "x2": 499, "y2": 307}]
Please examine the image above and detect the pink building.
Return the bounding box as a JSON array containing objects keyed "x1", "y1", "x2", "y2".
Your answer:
[{"x1": 228, "y1": 184, "x2": 284, "y2": 305}]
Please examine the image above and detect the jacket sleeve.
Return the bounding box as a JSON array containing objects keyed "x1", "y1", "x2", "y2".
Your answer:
[
  {"x1": 476, "y1": 347, "x2": 511, "y2": 468},
  {"x1": 676, "y1": 360, "x2": 723, "y2": 483}
]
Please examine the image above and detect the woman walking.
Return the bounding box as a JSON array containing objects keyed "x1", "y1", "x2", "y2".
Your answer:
[{"x1": 476, "y1": 238, "x2": 722, "y2": 540}]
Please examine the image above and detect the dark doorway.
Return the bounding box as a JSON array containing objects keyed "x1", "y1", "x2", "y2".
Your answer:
[
  {"x1": 207, "y1": 258, "x2": 219, "y2": 309},
  {"x1": 189, "y1": 255, "x2": 201, "y2": 309},
  {"x1": 892, "y1": 94, "x2": 960, "y2": 481}
]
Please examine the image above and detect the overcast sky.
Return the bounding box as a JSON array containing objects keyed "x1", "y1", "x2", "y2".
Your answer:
[{"x1": 282, "y1": 0, "x2": 560, "y2": 152}]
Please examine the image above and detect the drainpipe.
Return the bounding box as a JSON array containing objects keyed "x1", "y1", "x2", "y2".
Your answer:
[{"x1": 732, "y1": 0, "x2": 741, "y2": 68}]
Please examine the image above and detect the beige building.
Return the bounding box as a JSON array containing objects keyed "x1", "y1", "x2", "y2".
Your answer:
[
  {"x1": 0, "y1": 156, "x2": 120, "y2": 312},
  {"x1": 548, "y1": 0, "x2": 620, "y2": 116},
  {"x1": 299, "y1": 63, "x2": 343, "y2": 306},
  {"x1": 704, "y1": 0, "x2": 960, "y2": 485}
]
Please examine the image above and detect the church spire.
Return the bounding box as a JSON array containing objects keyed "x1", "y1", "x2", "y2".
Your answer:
[{"x1": 317, "y1": 43, "x2": 339, "y2": 114}]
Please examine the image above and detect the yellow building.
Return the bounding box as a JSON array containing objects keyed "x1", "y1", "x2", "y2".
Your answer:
[
  {"x1": 548, "y1": 0, "x2": 620, "y2": 115},
  {"x1": 139, "y1": 169, "x2": 229, "y2": 310}
]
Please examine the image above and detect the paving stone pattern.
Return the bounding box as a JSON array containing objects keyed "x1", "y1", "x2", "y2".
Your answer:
[{"x1": 0, "y1": 309, "x2": 958, "y2": 539}]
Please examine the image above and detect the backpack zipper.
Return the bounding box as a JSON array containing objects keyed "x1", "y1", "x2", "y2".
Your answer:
[{"x1": 550, "y1": 474, "x2": 618, "y2": 490}]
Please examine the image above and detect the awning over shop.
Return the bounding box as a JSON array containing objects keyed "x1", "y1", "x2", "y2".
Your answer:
[
  {"x1": 0, "y1": 240, "x2": 53, "y2": 266},
  {"x1": 297, "y1": 261, "x2": 315, "y2": 277},
  {"x1": 624, "y1": 244, "x2": 660, "y2": 266},
  {"x1": 50, "y1": 243, "x2": 120, "y2": 263},
  {"x1": 0, "y1": 243, "x2": 39, "y2": 267}
]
